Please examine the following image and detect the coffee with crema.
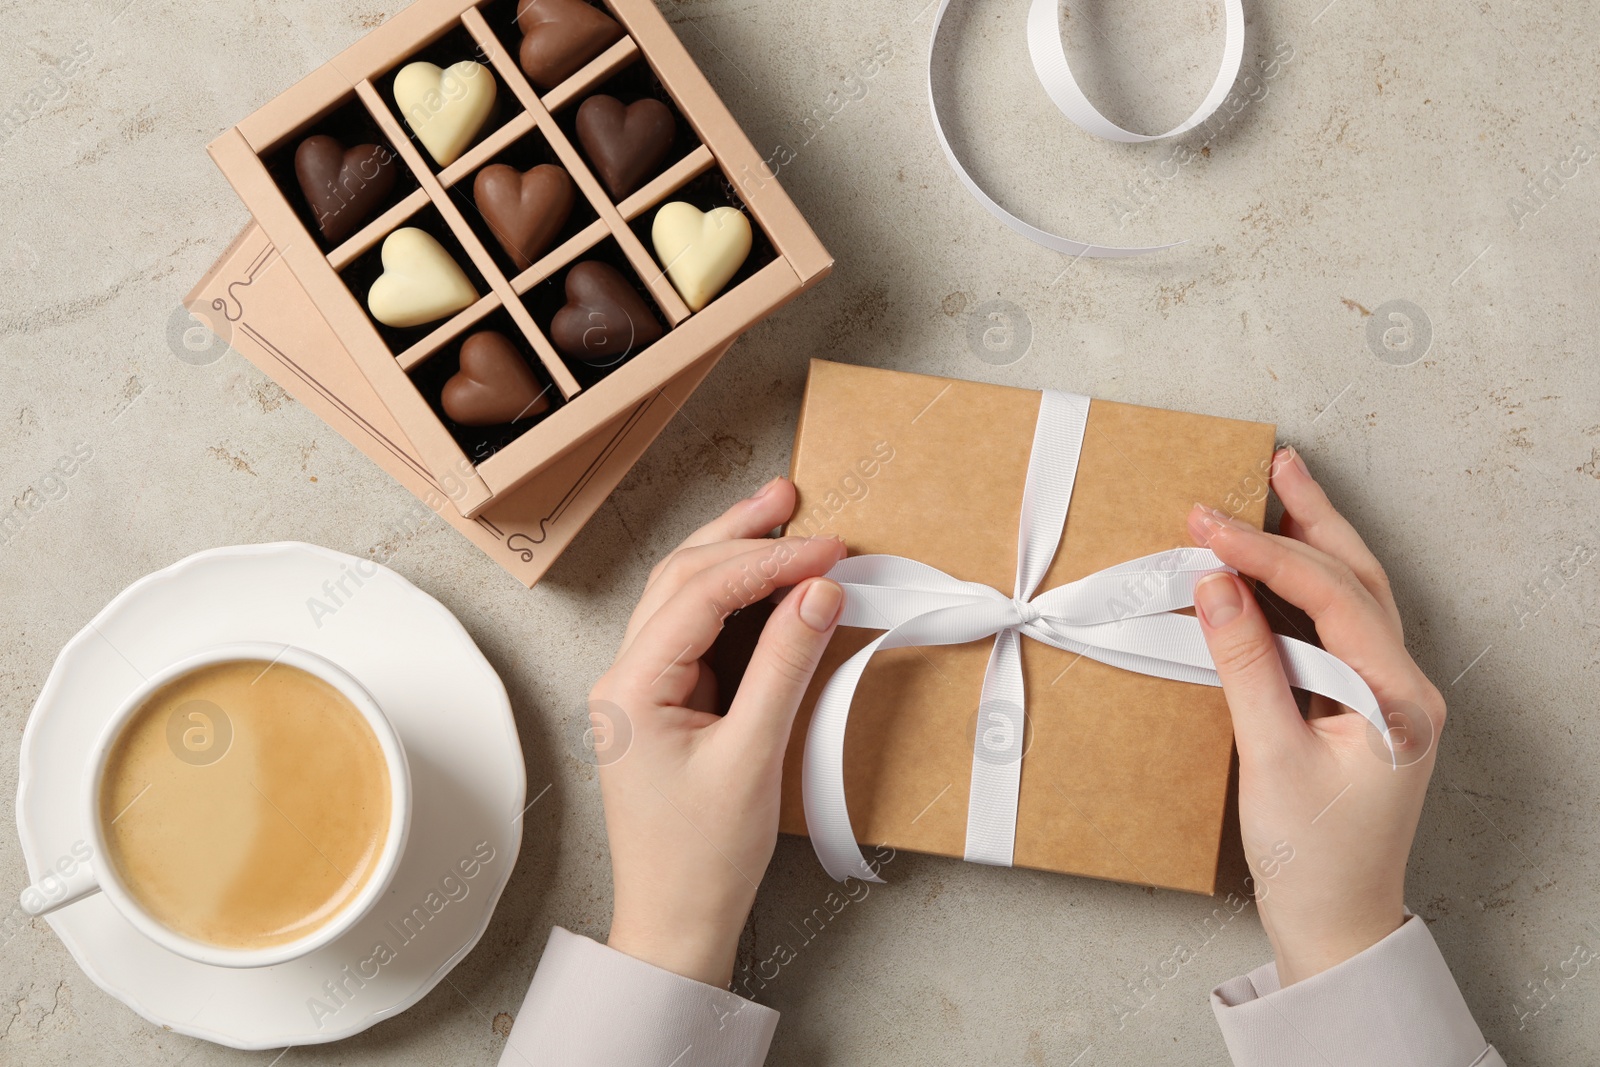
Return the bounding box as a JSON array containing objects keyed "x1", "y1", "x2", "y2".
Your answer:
[{"x1": 98, "y1": 659, "x2": 391, "y2": 950}]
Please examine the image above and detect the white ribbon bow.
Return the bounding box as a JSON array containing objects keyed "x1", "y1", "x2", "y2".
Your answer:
[
  {"x1": 801, "y1": 391, "x2": 1384, "y2": 884},
  {"x1": 927, "y1": 0, "x2": 1245, "y2": 257}
]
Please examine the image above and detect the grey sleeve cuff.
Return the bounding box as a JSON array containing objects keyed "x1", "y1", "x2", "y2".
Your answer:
[
  {"x1": 1210, "y1": 915, "x2": 1504, "y2": 1067},
  {"x1": 499, "y1": 927, "x2": 779, "y2": 1067}
]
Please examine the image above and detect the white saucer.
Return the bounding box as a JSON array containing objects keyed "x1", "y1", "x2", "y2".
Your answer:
[{"x1": 15, "y1": 543, "x2": 526, "y2": 1049}]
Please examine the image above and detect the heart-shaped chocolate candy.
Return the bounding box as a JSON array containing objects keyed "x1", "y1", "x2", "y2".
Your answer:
[
  {"x1": 575, "y1": 95, "x2": 675, "y2": 199},
  {"x1": 393, "y1": 60, "x2": 497, "y2": 166},
  {"x1": 651, "y1": 202, "x2": 752, "y2": 312},
  {"x1": 442, "y1": 331, "x2": 551, "y2": 426},
  {"x1": 473, "y1": 163, "x2": 575, "y2": 271},
  {"x1": 550, "y1": 261, "x2": 664, "y2": 366},
  {"x1": 294, "y1": 135, "x2": 398, "y2": 245},
  {"x1": 367, "y1": 228, "x2": 479, "y2": 328},
  {"x1": 517, "y1": 0, "x2": 624, "y2": 90}
]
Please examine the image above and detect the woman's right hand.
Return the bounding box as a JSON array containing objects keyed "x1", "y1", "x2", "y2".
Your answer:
[{"x1": 1188, "y1": 448, "x2": 1447, "y2": 986}]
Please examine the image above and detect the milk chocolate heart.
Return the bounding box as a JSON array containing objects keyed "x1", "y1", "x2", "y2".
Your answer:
[
  {"x1": 441, "y1": 331, "x2": 551, "y2": 426},
  {"x1": 473, "y1": 163, "x2": 575, "y2": 271},
  {"x1": 575, "y1": 95, "x2": 675, "y2": 199},
  {"x1": 517, "y1": 0, "x2": 624, "y2": 90},
  {"x1": 550, "y1": 261, "x2": 664, "y2": 365},
  {"x1": 294, "y1": 135, "x2": 398, "y2": 244}
]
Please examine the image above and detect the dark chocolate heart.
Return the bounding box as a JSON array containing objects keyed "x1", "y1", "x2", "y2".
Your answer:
[
  {"x1": 473, "y1": 163, "x2": 575, "y2": 271},
  {"x1": 294, "y1": 135, "x2": 398, "y2": 245},
  {"x1": 516, "y1": 0, "x2": 625, "y2": 91},
  {"x1": 550, "y1": 261, "x2": 664, "y2": 366},
  {"x1": 441, "y1": 331, "x2": 552, "y2": 426},
  {"x1": 575, "y1": 95, "x2": 675, "y2": 199}
]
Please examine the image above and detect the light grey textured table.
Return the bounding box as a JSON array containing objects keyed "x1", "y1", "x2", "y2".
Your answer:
[{"x1": 2, "y1": 0, "x2": 1596, "y2": 1063}]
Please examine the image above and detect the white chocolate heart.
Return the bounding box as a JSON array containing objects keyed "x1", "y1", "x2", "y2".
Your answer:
[
  {"x1": 367, "y1": 227, "x2": 478, "y2": 328},
  {"x1": 651, "y1": 202, "x2": 753, "y2": 312},
  {"x1": 393, "y1": 61, "x2": 496, "y2": 166}
]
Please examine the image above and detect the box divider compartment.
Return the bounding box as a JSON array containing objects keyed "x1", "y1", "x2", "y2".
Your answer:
[
  {"x1": 327, "y1": 188, "x2": 433, "y2": 272},
  {"x1": 395, "y1": 292, "x2": 503, "y2": 371},
  {"x1": 618, "y1": 144, "x2": 717, "y2": 221},
  {"x1": 509, "y1": 218, "x2": 611, "y2": 294},
  {"x1": 437, "y1": 110, "x2": 538, "y2": 188},
  {"x1": 541, "y1": 37, "x2": 642, "y2": 114}
]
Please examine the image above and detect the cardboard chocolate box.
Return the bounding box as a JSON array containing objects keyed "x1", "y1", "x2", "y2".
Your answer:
[{"x1": 207, "y1": 0, "x2": 829, "y2": 519}]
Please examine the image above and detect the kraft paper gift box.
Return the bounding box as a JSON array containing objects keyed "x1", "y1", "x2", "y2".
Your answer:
[
  {"x1": 184, "y1": 222, "x2": 728, "y2": 587},
  {"x1": 778, "y1": 361, "x2": 1278, "y2": 894},
  {"x1": 206, "y1": 0, "x2": 829, "y2": 521}
]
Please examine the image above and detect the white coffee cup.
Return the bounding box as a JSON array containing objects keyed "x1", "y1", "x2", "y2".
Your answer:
[{"x1": 19, "y1": 642, "x2": 412, "y2": 969}]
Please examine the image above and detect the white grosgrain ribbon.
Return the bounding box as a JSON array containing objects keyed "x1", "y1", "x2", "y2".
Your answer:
[
  {"x1": 927, "y1": 0, "x2": 1246, "y2": 257},
  {"x1": 800, "y1": 390, "x2": 1385, "y2": 884}
]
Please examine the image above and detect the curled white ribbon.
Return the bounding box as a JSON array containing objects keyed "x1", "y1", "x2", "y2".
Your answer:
[
  {"x1": 800, "y1": 390, "x2": 1385, "y2": 884},
  {"x1": 927, "y1": 0, "x2": 1246, "y2": 257}
]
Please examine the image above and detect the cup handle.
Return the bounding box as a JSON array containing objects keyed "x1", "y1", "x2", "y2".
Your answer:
[{"x1": 20, "y1": 859, "x2": 101, "y2": 917}]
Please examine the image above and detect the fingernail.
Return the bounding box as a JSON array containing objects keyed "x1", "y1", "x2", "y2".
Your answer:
[
  {"x1": 1191, "y1": 503, "x2": 1238, "y2": 537},
  {"x1": 1188, "y1": 505, "x2": 1218, "y2": 546},
  {"x1": 799, "y1": 578, "x2": 844, "y2": 631},
  {"x1": 1195, "y1": 573, "x2": 1243, "y2": 627},
  {"x1": 1191, "y1": 503, "x2": 1222, "y2": 529},
  {"x1": 1289, "y1": 447, "x2": 1310, "y2": 477},
  {"x1": 748, "y1": 477, "x2": 781, "y2": 501}
]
